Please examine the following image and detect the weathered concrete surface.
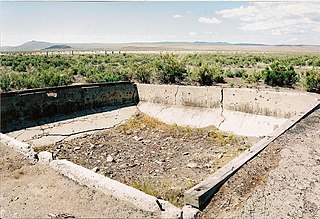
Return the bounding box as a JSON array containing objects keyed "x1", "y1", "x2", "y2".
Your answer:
[
  {"x1": 137, "y1": 84, "x2": 320, "y2": 136},
  {"x1": 200, "y1": 104, "x2": 320, "y2": 218},
  {"x1": 7, "y1": 106, "x2": 138, "y2": 147},
  {"x1": 0, "y1": 143, "x2": 157, "y2": 218},
  {"x1": 219, "y1": 110, "x2": 287, "y2": 136},
  {"x1": 50, "y1": 159, "x2": 182, "y2": 218},
  {"x1": 1, "y1": 82, "x2": 139, "y2": 132},
  {"x1": 138, "y1": 102, "x2": 286, "y2": 136},
  {"x1": 224, "y1": 88, "x2": 319, "y2": 118},
  {"x1": 137, "y1": 84, "x2": 320, "y2": 118},
  {"x1": 137, "y1": 84, "x2": 221, "y2": 108},
  {"x1": 138, "y1": 102, "x2": 223, "y2": 128}
]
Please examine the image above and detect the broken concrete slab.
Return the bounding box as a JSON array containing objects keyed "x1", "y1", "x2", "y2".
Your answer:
[
  {"x1": 182, "y1": 205, "x2": 200, "y2": 219},
  {"x1": 38, "y1": 151, "x2": 54, "y2": 164}
]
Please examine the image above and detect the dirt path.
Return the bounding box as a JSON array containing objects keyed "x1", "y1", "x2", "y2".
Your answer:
[
  {"x1": 201, "y1": 106, "x2": 320, "y2": 218},
  {"x1": 0, "y1": 143, "x2": 156, "y2": 218}
]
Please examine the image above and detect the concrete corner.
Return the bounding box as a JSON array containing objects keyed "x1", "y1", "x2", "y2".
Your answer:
[
  {"x1": 38, "y1": 151, "x2": 54, "y2": 164},
  {"x1": 182, "y1": 205, "x2": 200, "y2": 219}
]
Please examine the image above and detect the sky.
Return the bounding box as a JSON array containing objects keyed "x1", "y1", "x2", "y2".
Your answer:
[{"x1": 1, "y1": 1, "x2": 320, "y2": 46}]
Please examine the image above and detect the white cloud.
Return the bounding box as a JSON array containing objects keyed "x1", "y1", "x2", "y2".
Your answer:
[
  {"x1": 198, "y1": 17, "x2": 221, "y2": 24},
  {"x1": 189, "y1": 32, "x2": 197, "y2": 36},
  {"x1": 204, "y1": 31, "x2": 212, "y2": 35},
  {"x1": 173, "y1": 14, "x2": 184, "y2": 18},
  {"x1": 215, "y1": 2, "x2": 320, "y2": 35}
]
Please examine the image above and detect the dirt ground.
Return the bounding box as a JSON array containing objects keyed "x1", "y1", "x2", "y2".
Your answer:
[
  {"x1": 41, "y1": 113, "x2": 258, "y2": 207},
  {"x1": 0, "y1": 142, "x2": 157, "y2": 218},
  {"x1": 200, "y1": 106, "x2": 320, "y2": 218}
]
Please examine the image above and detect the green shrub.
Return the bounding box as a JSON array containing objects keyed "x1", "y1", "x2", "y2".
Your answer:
[
  {"x1": 234, "y1": 68, "x2": 247, "y2": 78},
  {"x1": 246, "y1": 70, "x2": 262, "y2": 84},
  {"x1": 156, "y1": 54, "x2": 187, "y2": 84},
  {"x1": 225, "y1": 69, "x2": 235, "y2": 78},
  {"x1": 196, "y1": 65, "x2": 225, "y2": 86},
  {"x1": 304, "y1": 68, "x2": 320, "y2": 93},
  {"x1": 262, "y1": 62, "x2": 298, "y2": 87},
  {"x1": 134, "y1": 64, "x2": 155, "y2": 84}
]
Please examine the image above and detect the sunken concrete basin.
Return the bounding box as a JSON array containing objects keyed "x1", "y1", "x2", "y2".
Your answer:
[{"x1": 1, "y1": 82, "x2": 319, "y2": 213}]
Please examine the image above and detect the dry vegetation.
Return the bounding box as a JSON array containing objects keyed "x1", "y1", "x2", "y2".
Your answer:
[{"x1": 40, "y1": 113, "x2": 259, "y2": 206}]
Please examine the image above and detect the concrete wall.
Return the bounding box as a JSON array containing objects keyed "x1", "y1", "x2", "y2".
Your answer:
[
  {"x1": 223, "y1": 88, "x2": 319, "y2": 118},
  {"x1": 137, "y1": 84, "x2": 320, "y2": 118},
  {"x1": 137, "y1": 84, "x2": 320, "y2": 136},
  {"x1": 1, "y1": 82, "x2": 139, "y2": 132},
  {"x1": 137, "y1": 84, "x2": 221, "y2": 108}
]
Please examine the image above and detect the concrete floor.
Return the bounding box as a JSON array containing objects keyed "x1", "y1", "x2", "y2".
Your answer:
[{"x1": 7, "y1": 106, "x2": 138, "y2": 147}]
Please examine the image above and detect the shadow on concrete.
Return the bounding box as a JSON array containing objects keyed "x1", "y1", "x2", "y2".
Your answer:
[{"x1": 2, "y1": 103, "x2": 136, "y2": 133}]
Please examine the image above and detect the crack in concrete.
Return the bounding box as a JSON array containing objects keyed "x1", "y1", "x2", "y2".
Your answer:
[
  {"x1": 29, "y1": 116, "x2": 128, "y2": 144},
  {"x1": 174, "y1": 86, "x2": 179, "y2": 105},
  {"x1": 155, "y1": 107, "x2": 166, "y2": 118},
  {"x1": 13, "y1": 129, "x2": 26, "y2": 139},
  {"x1": 218, "y1": 88, "x2": 226, "y2": 128}
]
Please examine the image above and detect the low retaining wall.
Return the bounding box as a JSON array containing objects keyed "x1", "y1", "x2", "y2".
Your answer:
[
  {"x1": 1, "y1": 82, "x2": 139, "y2": 132},
  {"x1": 137, "y1": 84, "x2": 320, "y2": 136},
  {"x1": 137, "y1": 84, "x2": 320, "y2": 118}
]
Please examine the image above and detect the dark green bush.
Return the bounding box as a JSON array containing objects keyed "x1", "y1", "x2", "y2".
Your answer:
[
  {"x1": 304, "y1": 68, "x2": 320, "y2": 93},
  {"x1": 156, "y1": 54, "x2": 187, "y2": 84},
  {"x1": 225, "y1": 69, "x2": 235, "y2": 78},
  {"x1": 262, "y1": 63, "x2": 298, "y2": 87},
  {"x1": 134, "y1": 64, "x2": 155, "y2": 84},
  {"x1": 196, "y1": 65, "x2": 225, "y2": 86}
]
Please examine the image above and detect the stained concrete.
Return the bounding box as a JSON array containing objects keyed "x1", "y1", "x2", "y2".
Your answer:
[
  {"x1": 7, "y1": 106, "x2": 138, "y2": 147},
  {"x1": 138, "y1": 102, "x2": 287, "y2": 137},
  {"x1": 1, "y1": 82, "x2": 138, "y2": 132},
  {"x1": 137, "y1": 84, "x2": 320, "y2": 137}
]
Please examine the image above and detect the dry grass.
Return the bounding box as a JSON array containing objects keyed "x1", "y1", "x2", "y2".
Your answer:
[
  {"x1": 227, "y1": 103, "x2": 293, "y2": 118},
  {"x1": 129, "y1": 178, "x2": 195, "y2": 207},
  {"x1": 117, "y1": 113, "x2": 239, "y2": 144}
]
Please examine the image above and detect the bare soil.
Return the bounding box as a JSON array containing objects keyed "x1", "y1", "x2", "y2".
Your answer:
[
  {"x1": 200, "y1": 106, "x2": 320, "y2": 218},
  {"x1": 0, "y1": 142, "x2": 157, "y2": 218},
  {"x1": 41, "y1": 113, "x2": 259, "y2": 207}
]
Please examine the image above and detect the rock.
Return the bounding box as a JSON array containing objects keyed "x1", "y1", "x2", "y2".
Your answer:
[
  {"x1": 106, "y1": 155, "x2": 115, "y2": 162},
  {"x1": 218, "y1": 153, "x2": 223, "y2": 159},
  {"x1": 187, "y1": 162, "x2": 198, "y2": 168},
  {"x1": 119, "y1": 163, "x2": 127, "y2": 168},
  {"x1": 133, "y1": 136, "x2": 143, "y2": 141},
  {"x1": 143, "y1": 139, "x2": 151, "y2": 143},
  {"x1": 91, "y1": 167, "x2": 99, "y2": 172},
  {"x1": 183, "y1": 152, "x2": 190, "y2": 156},
  {"x1": 73, "y1": 146, "x2": 81, "y2": 151},
  {"x1": 155, "y1": 160, "x2": 164, "y2": 165},
  {"x1": 182, "y1": 205, "x2": 200, "y2": 219},
  {"x1": 38, "y1": 151, "x2": 54, "y2": 164},
  {"x1": 203, "y1": 163, "x2": 211, "y2": 168}
]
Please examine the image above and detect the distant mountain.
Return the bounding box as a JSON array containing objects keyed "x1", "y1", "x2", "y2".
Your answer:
[
  {"x1": 1, "y1": 40, "x2": 319, "y2": 52},
  {"x1": 43, "y1": 45, "x2": 71, "y2": 50},
  {"x1": 0, "y1": 40, "x2": 52, "y2": 51}
]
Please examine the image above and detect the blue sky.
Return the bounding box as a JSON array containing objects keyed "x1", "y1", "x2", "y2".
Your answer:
[{"x1": 1, "y1": 1, "x2": 320, "y2": 46}]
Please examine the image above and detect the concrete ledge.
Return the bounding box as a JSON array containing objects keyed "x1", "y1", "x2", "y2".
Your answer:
[
  {"x1": 1, "y1": 132, "x2": 182, "y2": 218},
  {"x1": 184, "y1": 101, "x2": 320, "y2": 209},
  {"x1": 50, "y1": 159, "x2": 182, "y2": 218},
  {"x1": 0, "y1": 132, "x2": 37, "y2": 161}
]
